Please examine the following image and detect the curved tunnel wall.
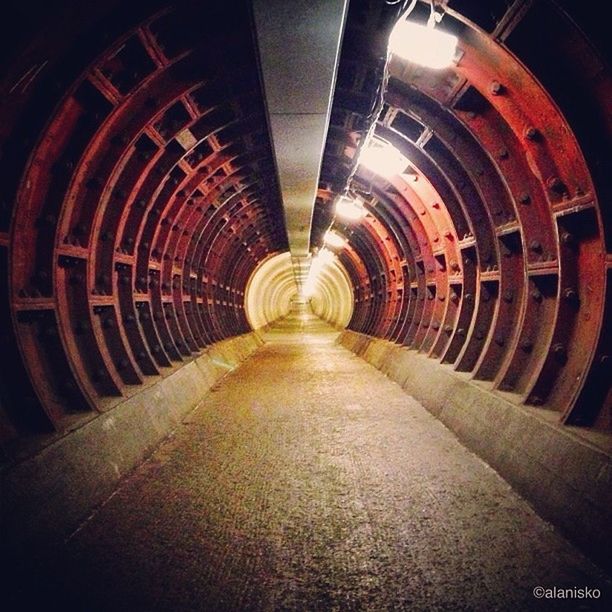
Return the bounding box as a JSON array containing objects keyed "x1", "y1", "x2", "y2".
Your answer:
[
  {"x1": 0, "y1": 0, "x2": 611, "y2": 569},
  {"x1": 308, "y1": 258, "x2": 354, "y2": 328},
  {"x1": 0, "y1": 1, "x2": 610, "y2": 446},
  {"x1": 0, "y1": 0, "x2": 289, "y2": 445},
  {"x1": 245, "y1": 251, "x2": 353, "y2": 330},
  {"x1": 245, "y1": 253, "x2": 296, "y2": 329},
  {"x1": 312, "y1": 0, "x2": 611, "y2": 430}
]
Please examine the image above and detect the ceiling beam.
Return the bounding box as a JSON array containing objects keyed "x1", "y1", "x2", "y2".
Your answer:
[{"x1": 252, "y1": 0, "x2": 348, "y2": 286}]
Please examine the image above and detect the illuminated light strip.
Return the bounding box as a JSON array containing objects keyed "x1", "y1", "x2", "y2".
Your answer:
[{"x1": 302, "y1": 248, "x2": 335, "y2": 297}]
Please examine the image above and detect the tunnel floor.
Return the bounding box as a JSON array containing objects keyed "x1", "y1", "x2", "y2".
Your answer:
[{"x1": 12, "y1": 314, "x2": 611, "y2": 611}]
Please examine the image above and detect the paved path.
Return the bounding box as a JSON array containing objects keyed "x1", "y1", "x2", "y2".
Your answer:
[{"x1": 12, "y1": 315, "x2": 611, "y2": 611}]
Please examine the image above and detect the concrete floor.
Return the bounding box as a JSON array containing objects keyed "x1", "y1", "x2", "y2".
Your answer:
[{"x1": 8, "y1": 314, "x2": 611, "y2": 611}]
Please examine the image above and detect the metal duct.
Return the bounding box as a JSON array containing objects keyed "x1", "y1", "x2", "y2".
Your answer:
[{"x1": 252, "y1": 0, "x2": 348, "y2": 287}]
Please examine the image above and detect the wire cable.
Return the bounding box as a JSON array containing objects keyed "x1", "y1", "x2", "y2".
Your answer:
[{"x1": 318, "y1": 0, "x2": 421, "y2": 252}]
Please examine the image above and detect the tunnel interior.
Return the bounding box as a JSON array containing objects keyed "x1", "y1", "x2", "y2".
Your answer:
[
  {"x1": 1, "y1": 0, "x2": 611, "y2": 590},
  {"x1": 1, "y1": 0, "x2": 610, "y2": 445}
]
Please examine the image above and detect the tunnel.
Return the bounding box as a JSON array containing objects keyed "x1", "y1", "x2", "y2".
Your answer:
[{"x1": 1, "y1": 0, "x2": 611, "y2": 609}]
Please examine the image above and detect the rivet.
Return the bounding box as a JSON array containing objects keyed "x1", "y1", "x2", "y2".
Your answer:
[
  {"x1": 547, "y1": 176, "x2": 566, "y2": 194},
  {"x1": 502, "y1": 290, "x2": 513, "y2": 303},
  {"x1": 495, "y1": 335, "x2": 505, "y2": 346},
  {"x1": 552, "y1": 343, "x2": 567, "y2": 363},
  {"x1": 563, "y1": 287, "x2": 578, "y2": 302},
  {"x1": 529, "y1": 240, "x2": 542, "y2": 253},
  {"x1": 524, "y1": 126, "x2": 539, "y2": 141},
  {"x1": 518, "y1": 193, "x2": 531, "y2": 205},
  {"x1": 520, "y1": 340, "x2": 533, "y2": 353},
  {"x1": 531, "y1": 289, "x2": 542, "y2": 302},
  {"x1": 489, "y1": 80, "x2": 503, "y2": 95}
]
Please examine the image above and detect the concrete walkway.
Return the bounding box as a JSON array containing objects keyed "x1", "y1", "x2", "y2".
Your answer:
[{"x1": 10, "y1": 315, "x2": 611, "y2": 611}]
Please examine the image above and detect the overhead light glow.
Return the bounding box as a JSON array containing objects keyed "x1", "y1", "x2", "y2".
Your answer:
[
  {"x1": 323, "y1": 230, "x2": 347, "y2": 249},
  {"x1": 336, "y1": 195, "x2": 366, "y2": 221},
  {"x1": 302, "y1": 248, "x2": 335, "y2": 298},
  {"x1": 389, "y1": 20, "x2": 458, "y2": 69},
  {"x1": 315, "y1": 247, "x2": 335, "y2": 264},
  {"x1": 358, "y1": 139, "x2": 409, "y2": 179}
]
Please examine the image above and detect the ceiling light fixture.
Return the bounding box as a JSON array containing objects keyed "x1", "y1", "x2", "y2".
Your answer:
[
  {"x1": 358, "y1": 138, "x2": 409, "y2": 179},
  {"x1": 323, "y1": 230, "x2": 347, "y2": 249},
  {"x1": 335, "y1": 195, "x2": 366, "y2": 221},
  {"x1": 388, "y1": 19, "x2": 458, "y2": 70}
]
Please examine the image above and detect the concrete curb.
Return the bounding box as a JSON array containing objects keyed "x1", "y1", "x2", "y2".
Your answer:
[
  {"x1": 338, "y1": 330, "x2": 612, "y2": 574},
  {"x1": 1, "y1": 332, "x2": 263, "y2": 552}
]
